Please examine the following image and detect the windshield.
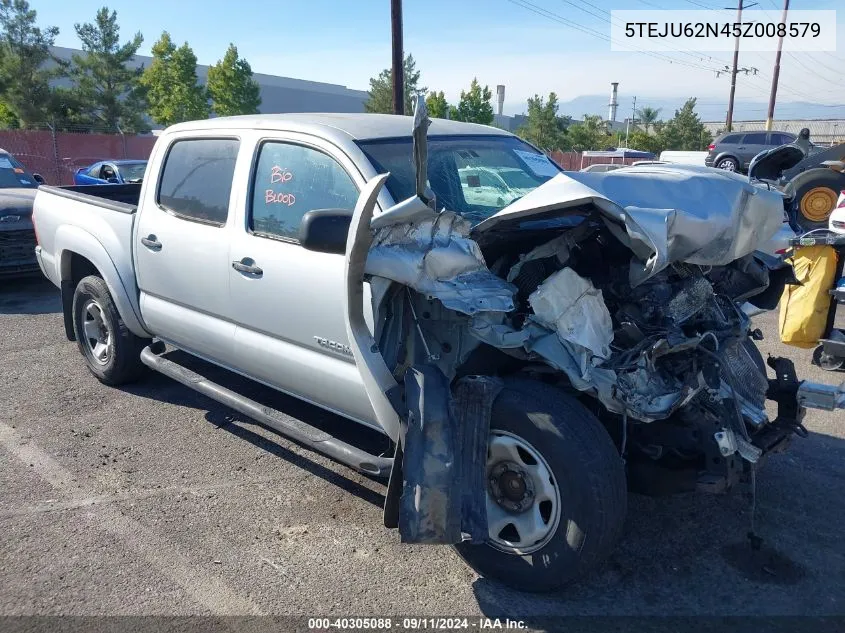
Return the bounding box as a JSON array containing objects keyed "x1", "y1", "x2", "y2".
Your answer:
[
  {"x1": 0, "y1": 153, "x2": 37, "y2": 188},
  {"x1": 357, "y1": 135, "x2": 561, "y2": 225},
  {"x1": 119, "y1": 162, "x2": 147, "y2": 182}
]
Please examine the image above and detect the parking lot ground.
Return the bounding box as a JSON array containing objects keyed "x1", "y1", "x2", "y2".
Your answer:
[{"x1": 1, "y1": 277, "x2": 844, "y2": 624}]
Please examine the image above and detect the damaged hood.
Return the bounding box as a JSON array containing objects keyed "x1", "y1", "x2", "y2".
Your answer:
[{"x1": 473, "y1": 164, "x2": 785, "y2": 285}]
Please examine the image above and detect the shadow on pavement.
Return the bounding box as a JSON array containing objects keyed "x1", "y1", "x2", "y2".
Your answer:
[
  {"x1": 0, "y1": 276, "x2": 59, "y2": 315},
  {"x1": 468, "y1": 428, "x2": 845, "y2": 620},
  {"x1": 120, "y1": 350, "x2": 389, "y2": 510}
]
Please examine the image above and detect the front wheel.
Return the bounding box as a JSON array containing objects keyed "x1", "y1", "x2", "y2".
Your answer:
[
  {"x1": 454, "y1": 379, "x2": 627, "y2": 592},
  {"x1": 72, "y1": 275, "x2": 148, "y2": 385}
]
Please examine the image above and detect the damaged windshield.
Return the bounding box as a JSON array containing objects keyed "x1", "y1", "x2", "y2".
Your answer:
[{"x1": 357, "y1": 135, "x2": 562, "y2": 225}]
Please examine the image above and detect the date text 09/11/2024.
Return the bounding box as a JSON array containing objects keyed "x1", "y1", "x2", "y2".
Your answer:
[{"x1": 307, "y1": 617, "x2": 528, "y2": 630}]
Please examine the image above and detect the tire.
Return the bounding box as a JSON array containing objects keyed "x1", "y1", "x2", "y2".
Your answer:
[
  {"x1": 716, "y1": 156, "x2": 739, "y2": 172},
  {"x1": 454, "y1": 378, "x2": 627, "y2": 592},
  {"x1": 791, "y1": 169, "x2": 845, "y2": 231},
  {"x1": 71, "y1": 275, "x2": 148, "y2": 385}
]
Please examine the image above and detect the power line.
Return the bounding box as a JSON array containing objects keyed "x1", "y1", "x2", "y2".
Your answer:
[
  {"x1": 564, "y1": 0, "x2": 727, "y2": 64},
  {"x1": 504, "y1": 0, "x2": 724, "y2": 73}
]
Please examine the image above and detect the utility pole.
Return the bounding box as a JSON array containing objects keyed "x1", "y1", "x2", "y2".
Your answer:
[
  {"x1": 625, "y1": 96, "x2": 637, "y2": 147},
  {"x1": 765, "y1": 0, "x2": 789, "y2": 131},
  {"x1": 726, "y1": 0, "x2": 751, "y2": 131},
  {"x1": 390, "y1": 0, "x2": 404, "y2": 115}
]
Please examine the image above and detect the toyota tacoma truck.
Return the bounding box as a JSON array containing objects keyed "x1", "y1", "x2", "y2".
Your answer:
[{"x1": 32, "y1": 107, "x2": 844, "y2": 592}]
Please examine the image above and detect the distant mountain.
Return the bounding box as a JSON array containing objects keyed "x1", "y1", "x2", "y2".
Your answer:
[{"x1": 507, "y1": 94, "x2": 845, "y2": 122}]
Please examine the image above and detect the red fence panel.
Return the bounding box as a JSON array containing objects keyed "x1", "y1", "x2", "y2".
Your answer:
[
  {"x1": 0, "y1": 129, "x2": 157, "y2": 186},
  {"x1": 549, "y1": 151, "x2": 640, "y2": 171}
]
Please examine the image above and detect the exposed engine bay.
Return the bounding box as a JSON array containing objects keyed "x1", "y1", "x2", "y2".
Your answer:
[
  {"x1": 361, "y1": 149, "x2": 813, "y2": 501},
  {"x1": 369, "y1": 207, "x2": 789, "y2": 496}
]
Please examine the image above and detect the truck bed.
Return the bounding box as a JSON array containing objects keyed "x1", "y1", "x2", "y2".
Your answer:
[{"x1": 37, "y1": 183, "x2": 141, "y2": 213}]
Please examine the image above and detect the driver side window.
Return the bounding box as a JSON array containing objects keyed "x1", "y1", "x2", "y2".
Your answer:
[{"x1": 250, "y1": 141, "x2": 359, "y2": 242}]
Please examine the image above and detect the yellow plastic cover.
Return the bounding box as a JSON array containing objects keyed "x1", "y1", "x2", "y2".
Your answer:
[{"x1": 778, "y1": 245, "x2": 839, "y2": 348}]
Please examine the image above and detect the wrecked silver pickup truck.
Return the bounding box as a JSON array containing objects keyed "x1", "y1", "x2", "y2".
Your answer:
[{"x1": 34, "y1": 103, "x2": 844, "y2": 593}]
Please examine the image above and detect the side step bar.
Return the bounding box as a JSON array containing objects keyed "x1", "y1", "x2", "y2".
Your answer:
[{"x1": 140, "y1": 346, "x2": 393, "y2": 478}]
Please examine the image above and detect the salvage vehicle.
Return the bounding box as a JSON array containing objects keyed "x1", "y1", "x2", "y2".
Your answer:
[
  {"x1": 0, "y1": 149, "x2": 46, "y2": 278},
  {"x1": 73, "y1": 159, "x2": 148, "y2": 185},
  {"x1": 32, "y1": 108, "x2": 845, "y2": 592}
]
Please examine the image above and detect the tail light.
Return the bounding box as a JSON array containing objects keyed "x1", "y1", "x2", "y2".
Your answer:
[{"x1": 707, "y1": 144, "x2": 715, "y2": 151}]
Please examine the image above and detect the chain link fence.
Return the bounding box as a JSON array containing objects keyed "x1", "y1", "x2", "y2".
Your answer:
[{"x1": 0, "y1": 125, "x2": 157, "y2": 186}]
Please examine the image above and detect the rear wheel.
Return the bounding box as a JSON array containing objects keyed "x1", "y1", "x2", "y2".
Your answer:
[
  {"x1": 717, "y1": 156, "x2": 739, "y2": 172},
  {"x1": 454, "y1": 378, "x2": 627, "y2": 592},
  {"x1": 72, "y1": 275, "x2": 148, "y2": 385}
]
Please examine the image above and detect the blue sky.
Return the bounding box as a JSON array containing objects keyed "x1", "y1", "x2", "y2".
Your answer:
[{"x1": 35, "y1": 0, "x2": 844, "y2": 115}]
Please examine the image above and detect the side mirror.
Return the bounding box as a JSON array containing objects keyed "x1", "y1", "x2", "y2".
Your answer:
[
  {"x1": 299, "y1": 209, "x2": 353, "y2": 254},
  {"x1": 32, "y1": 173, "x2": 45, "y2": 184}
]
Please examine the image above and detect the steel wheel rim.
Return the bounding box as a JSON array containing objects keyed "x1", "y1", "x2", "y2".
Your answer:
[
  {"x1": 81, "y1": 299, "x2": 112, "y2": 366},
  {"x1": 800, "y1": 186, "x2": 837, "y2": 222},
  {"x1": 485, "y1": 431, "x2": 561, "y2": 555}
]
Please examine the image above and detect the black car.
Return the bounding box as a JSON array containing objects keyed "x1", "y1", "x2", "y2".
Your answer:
[
  {"x1": 705, "y1": 130, "x2": 797, "y2": 172},
  {"x1": 0, "y1": 151, "x2": 45, "y2": 278}
]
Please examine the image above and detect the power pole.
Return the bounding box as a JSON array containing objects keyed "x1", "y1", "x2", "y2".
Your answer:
[
  {"x1": 765, "y1": 0, "x2": 789, "y2": 131},
  {"x1": 390, "y1": 0, "x2": 404, "y2": 115},
  {"x1": 625, "y1": 96, "x2": 637, "y2": 147},
  {"x1": 725, "y1": 0, "x2": 757, "y2": 132}
]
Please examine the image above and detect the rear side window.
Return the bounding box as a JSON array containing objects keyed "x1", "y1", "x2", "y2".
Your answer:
[
  {"x1": 158, "y1": 138, "x2": 240, "y2": 226},
  {"x1": 250, "y1": 141, "x2": 358, "y2": 241},
  {"x1": 771, "y1": 133, "x2": 795, "y2": 145},
  {"x1": 720, "y1": 134, "x2": 742, "y2": 144},
  {"x1": 742, "y1": 132, "x2": 767, "y2": 144}
]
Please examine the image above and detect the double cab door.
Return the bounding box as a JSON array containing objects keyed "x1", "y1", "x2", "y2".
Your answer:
[{"x1": 134, "y1": 129, "x2": 380, "y2": 429}]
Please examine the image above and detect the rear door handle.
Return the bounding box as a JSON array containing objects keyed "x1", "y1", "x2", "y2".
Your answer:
[
  {"x1": 232, "y1": 259, "x2": 263, "y2": 276},
  {"x1": 141, "y1": 235, "x2": 162, "y2": 250}
]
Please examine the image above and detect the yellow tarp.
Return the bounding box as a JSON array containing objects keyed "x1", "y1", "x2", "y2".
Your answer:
[{"x1": 779, "y1": 245, "x2": 839, "y2": 348}]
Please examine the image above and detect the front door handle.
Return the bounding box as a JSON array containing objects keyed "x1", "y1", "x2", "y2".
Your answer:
[
  {"x1": 232, "y1": 259, "x2": 263, "y2": 277},
  {"x1": 141, "y1": 235, "x2": 162, "y2": 250}
]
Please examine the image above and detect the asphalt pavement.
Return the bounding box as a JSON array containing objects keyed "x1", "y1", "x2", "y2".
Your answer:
[{"x1": 1, "y1": 276, "x2": 844, "y2": 625}]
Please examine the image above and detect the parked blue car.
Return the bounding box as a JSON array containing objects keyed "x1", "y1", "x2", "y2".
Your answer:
[{"x1": 73, "y1": 159, "x2": 147, "y2": 185}]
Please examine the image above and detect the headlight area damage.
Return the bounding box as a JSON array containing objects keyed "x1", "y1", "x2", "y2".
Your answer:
[{"x1": 344, "y1": 128, "x2": 844, "y2": 549}]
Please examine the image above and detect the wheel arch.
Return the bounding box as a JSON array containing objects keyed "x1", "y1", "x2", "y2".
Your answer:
[
  {"x1": 55, "y1": 225, "x2": 150, "y2": 339},
  {"x1": 715, "y1": 152, "x2": 741, "y2": 168},
  {"x1": 786, "y1": 167, "x2": 845, "y2": 226}
]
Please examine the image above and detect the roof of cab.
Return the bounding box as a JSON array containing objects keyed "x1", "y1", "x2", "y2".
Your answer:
[{"x1": 164, "y1": 112, "x2": 511, "y2": 142}]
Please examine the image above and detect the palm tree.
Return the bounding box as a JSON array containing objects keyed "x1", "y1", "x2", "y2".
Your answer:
[{"x1": 636, "y1": 106, "x2": 661, "y2": 133}]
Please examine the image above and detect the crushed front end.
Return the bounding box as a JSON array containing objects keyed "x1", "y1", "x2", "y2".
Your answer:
[{"x1": 343, "y1": 112, "x2": 844, "y2": 545}]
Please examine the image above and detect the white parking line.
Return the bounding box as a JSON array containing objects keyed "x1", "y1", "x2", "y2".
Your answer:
[{"x1": 0, "y1": 421, "x2": 264, "y2": 616}]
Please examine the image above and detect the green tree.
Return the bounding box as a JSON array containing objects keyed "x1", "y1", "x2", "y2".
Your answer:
[
  {"x1": 141, "y1": 32, "x2": 209, "y2": 127},
  {"x1": 453, "y1": 78, "x2": 493, "y2": 125},
  {"x1": 364, "y1": 53, "x2": 425, "y2": 114},
  {"x1": 516, "y1": 92, "x2": 569, "y2": 150},
  {"x1": 0, "y1": 99, "x2": 17, "y2": 127},
  {"x1": 0, "y1": 0, "x2": 60, "y2": 127},
  {"x1": 635, "y1": 105, "x2": 661, "y2": 133},
  {"x1": 627, "y1": 130, "x2": 665, "y2": 155},
  {"x1": 425, "y1": 90, "x2": 449, "y2": 119},
  {"x1": 567, "y1": 114, "x2": 609, "y2": 151},
  {"x1": 207, "y1": 43, "x2": 261, "y2": 117},
  {"x1": 659, "y1": 98, "x2": 712, "y2": 151},
  {"x1": 69, "y1": 7, "x2": 146, "y2": 131}
]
